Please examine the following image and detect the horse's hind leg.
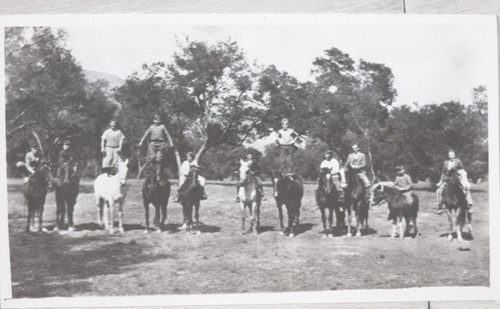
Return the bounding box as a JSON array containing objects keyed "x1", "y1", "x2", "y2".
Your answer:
[
  {"x1": 399, "y1": 216, "x2": 405, "y2": 239},
  {"x1": 160, "y1": 203, "x2": 167, "y2": 232},
  {"x1": 194, "y1": 203, "x2": 201, "y2": 234},
  {"x1": 26, "y1": 202, "x2": 33, "y2": 233},
  {"x1": 38, "y1": 204, "x2": 47, "y2": 232},
  {"x1": 143, "y1": 200, "x2": 150, "y2": 233},
  {"x1": 55, "y1": 192, "x2": 64, "y2": 230},
  {"x1": 118, "y1": 201, "x2": 124, "y2": 234},
  {"x1": 240, "y1": 203, "x2": 246, "y2": 234},
  {"x1": 320, "y1": 207, "x2": 327, "y2": 236},
  {"x1": 67, "y1": 199, "x2": 76, "y2": 231}
]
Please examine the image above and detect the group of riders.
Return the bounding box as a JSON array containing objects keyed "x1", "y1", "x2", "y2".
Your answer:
[{"x1": 16, "y1": 116, "x2": 473, "y2": 214}]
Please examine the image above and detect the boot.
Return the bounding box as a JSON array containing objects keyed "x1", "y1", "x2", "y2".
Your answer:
[{"x1": 174, "y1": 192, "x2": 180, "y2": 203}]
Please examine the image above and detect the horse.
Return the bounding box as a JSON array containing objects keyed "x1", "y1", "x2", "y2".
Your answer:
[
  {"x1": 316, "y1": 168, "x2": 341, "y2": 237},
  {"x1": 54, "y1": 165, "x2": 80, "y2": 232},
  {"x1": 142, "y1": 165, "x2": 170, "y2": 233},
  {"x1": 94, "y1": 158, "x2": 129, "y2": 234},
  {"x1": 442, "y1": 169, "x2": 473, "y2": 241},
  {"x1": 179, "y1": 166, "x2": 203, "y2": 233},
  {"x1": 238, "y1": 159, "x2": 262, "y2": 235},
  {"x1": 23, "y1": 162, "x2": 55, "y2": 232},
  {"x1": 271, "y1": 171, "x2": 303, "y2": 237},
  {"x1": 371, "y1": 182, "x2": 419, "y2": 239},
  {"x1": 344, "y1": 168, "x2": 370, "y2": 237}
]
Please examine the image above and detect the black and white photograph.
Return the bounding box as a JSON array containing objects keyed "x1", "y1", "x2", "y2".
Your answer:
[{"x1": 0, "y1": 14, "x2": 498, "y2": 307}]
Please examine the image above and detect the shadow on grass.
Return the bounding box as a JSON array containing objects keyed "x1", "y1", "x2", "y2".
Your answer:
[{"x1": 9, "y1": 231, "x2": 173, "y2": 298}]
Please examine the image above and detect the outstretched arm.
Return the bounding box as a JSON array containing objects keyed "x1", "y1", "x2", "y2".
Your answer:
[{"x1": 138, "y1": 127, "x2": 151, "y2": 146}]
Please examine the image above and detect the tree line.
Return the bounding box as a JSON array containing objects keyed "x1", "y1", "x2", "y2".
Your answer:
[{"x1": 5, "y1": 27, "x2": 488, "y2": 183}]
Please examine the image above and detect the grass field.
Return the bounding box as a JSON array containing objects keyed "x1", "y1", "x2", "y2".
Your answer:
[{"x1": 7, "y1": 179, "x2": 489, "y2": 298}]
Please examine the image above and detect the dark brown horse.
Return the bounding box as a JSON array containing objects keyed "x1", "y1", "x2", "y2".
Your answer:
[
  {"x1": 54, "y1": 166, "x2": 80, "y2": 232},
  {"x1": 316, "y1": 169, "x2": 341, "y2": 237},
  {"x1": 142, "y1": 166, "x2": 170, "y2": 233},
  {"x1": 179, "y1": 166, "x2": 203, "y2": 233},
  {"x1": 442, "y1": 169, "x2": 473, "y2": 241},
  {"x1": 271, "y1": 171, "x2": 303, "y2": 237},
  {"x1": 371, "y1": 182, "x2": 419, "y2": 239},
  {"x1": 23, "y1": 162, "x2": 54, "y2": 232},
  {"x1": 344, "y1": 168, "x2": 370, "y2": 237}
]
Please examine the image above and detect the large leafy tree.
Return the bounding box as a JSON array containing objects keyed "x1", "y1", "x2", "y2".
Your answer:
[
  {"x1": 5, "y1": 27, "x2": 117, "y2": 176},
  {"x1": 116, "y1": 39, "x2": 267, "y2": 177}
]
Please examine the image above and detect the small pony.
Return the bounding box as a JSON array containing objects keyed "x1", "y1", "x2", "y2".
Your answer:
[
  {"x1": 94, "y1": 159, "x2": 129, "y2": 234},
  {"x1": 371, "y1": 182, "x2": 419, "y2": 239},
  {"x1": 238, "y1": 159, "x2": 262, "y2": 235}
]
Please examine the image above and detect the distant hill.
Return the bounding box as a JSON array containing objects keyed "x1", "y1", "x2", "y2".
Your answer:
[{"x1": 84, "y1": 70, "x2": 125, "y2": 90}]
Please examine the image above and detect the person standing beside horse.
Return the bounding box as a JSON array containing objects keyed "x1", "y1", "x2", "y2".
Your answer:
[
  {"x1": 101, "y1": 120, "x2": 125, "y2": 175},
  {"x1": 314, "y1": 150, "x2": 345, "y2": 209},
  {"x1": 346, "y1": 144, "x2": 371, "y2": 202},
  {"x1": 174, "y1": 151, "x2": 207, "y2": 202},
  {"x1": 275, "y1": 118, "x2": 300, "y2": 175},
  {"x1": 138, "y1": 114, "x2": 173, "y2": 182},
  {"x1": 236, "y1": 152, "x2": 264, "y2": 203},
  {"x1": 436, "y1": 149, "x2": 473, "y2": 214},
  {"x1": 391, "y1": 165, "x2": 414, "y2": 220}
]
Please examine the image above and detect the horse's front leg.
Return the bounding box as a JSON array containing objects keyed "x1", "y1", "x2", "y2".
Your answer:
[
  {"x1": 328, "y1": 206, "x2": 334, "y2": 237},
  {"x1": 97, "y1": 197, "x2": 104, "y2": 227},
  {"x1": 38, "y1": 204, "x2": 47, "y2": 232},
  {"x1": 456, "y1": 209, "x2": 464, "y2": 242},
  {"x1": 391, "y1": 218, "x2": 397, "y2": 238},
  {"x1": 287, "y1": 206, "x2": 296, "y2": 237},
  {"x1": 240, "y1": 201, "x2": 246, "y2": 235},
  {"x1": 277, "y1": 204, "x2": 284, "y2": 235},
  {"x1": 143, "y1": 200, "x2": 150, "y2": 233},
  {"x1": 320, "y1": 206, "x2": 327, "y2": 235},
  {"x1": 346, "y1": 206, "x2": 352, "y2": 237},
  {"x1": 194, "y1": 202, "x2": 201, "y2": 234},
  {"x1": 108, "y1": 201, "x2": 115, "y2": 235},
  {"x1": 26, "y1": 202, "x2": 33, "y2": 233},
  {"x1": 355, "y1": 206, "x2": 362, "y2": 237},
  {"x1": 252, "y1": 201, "x2": 260, "y2": 235},
  {"x1": 445, "y1": 208, "x2": 454, "y2": 241},
  {"x1": 67, "y1": 199, "x2": 76, "y2": 231}
]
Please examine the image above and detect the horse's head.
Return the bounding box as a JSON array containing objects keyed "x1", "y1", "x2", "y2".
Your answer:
[
  {"x1": 454, "y1": 169, "x2": 471, "y2": 194},
  {"x1": 116, "y1": 158, "x2": 129, "y2": 185},
  {"x1": 319, "y1": 168, "x2": 333, "y2": 193},
  {"x1": 34, "y1": 161, "x2": 55, "y2": 190},
  {"x1": 239, "y1": 159, "x2": 251, "y2": 183},
  {"x1": 370, "y1": 183, "x2": 385, "y2": 207},
  {"x1": 271, "y1": 170, "x2": 284, "y2": 198}
]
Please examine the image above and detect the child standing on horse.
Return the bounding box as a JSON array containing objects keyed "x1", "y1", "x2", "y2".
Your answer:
[
  {"x1": 235, "y1": 152, "x2": 264, "y2": 203},
  {"x1": 138, "y1": 114, "x2": 173, "y2": 182},
  {"x1": 101, "y1": 120, "x2": 125, "y2": 175},
  {"x1": 174, "y1": 151, "x2": 207, "y2": 202},
  {"x1": 275, "y1": 118, "x2": 300, "y2": 175},
  {"x1": 56, "y1": 140, "x2": 78, "y2": 186}
]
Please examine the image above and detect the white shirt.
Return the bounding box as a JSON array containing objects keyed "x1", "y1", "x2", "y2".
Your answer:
[
  {"x1": 320, "y1": 158, "x2": 340, "y2": 174},
  {"x1": 180, "y1": 160, "x2": 191, "y2": 176},
  {"x1": 277, "y1": 128, "x2": 298, "y2": 146}
]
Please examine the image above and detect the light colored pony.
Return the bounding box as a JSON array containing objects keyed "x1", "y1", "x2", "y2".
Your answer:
[
  {"x1": 238, "y1": 159, "x2": 261, "y2": 235},
  {"x1": 94, "y1": 159, "x2": 129, "y2": 234}
]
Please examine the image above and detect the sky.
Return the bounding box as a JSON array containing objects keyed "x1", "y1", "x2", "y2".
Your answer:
[{"x1": 63, "y1": 17, "x2": 497, "y2": 108}]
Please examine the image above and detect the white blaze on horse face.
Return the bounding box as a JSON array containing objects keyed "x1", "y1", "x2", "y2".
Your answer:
[
  {"x1": 457, "y1": 169, "x2": 471, "y2": 191},
  {"x1": 239, "y1": 160, "x2": 250, "y2": 181}
]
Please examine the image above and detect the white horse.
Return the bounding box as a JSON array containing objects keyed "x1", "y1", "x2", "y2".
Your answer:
[
  {"x1": 94, "y1": 159, "x2": 129, "y2": 234},
  {"x1": 238, "y1": 159, "x2": 261, "y2": 235}
]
